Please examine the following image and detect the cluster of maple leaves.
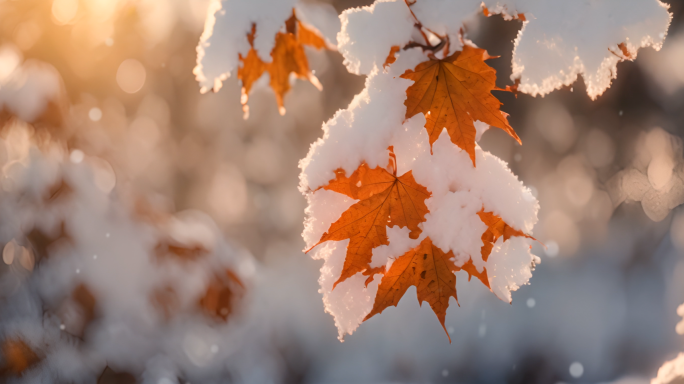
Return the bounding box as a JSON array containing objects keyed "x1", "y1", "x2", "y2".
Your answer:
[
  {"x1": 305, "y1": 147, "x2": 532, "y2": 341},
  {"x1": 234, "y1": 2, "x2": 534, "y2": 340},
  {"x1": 238, "y1": 10, "x2": 327, "y2": 117}
]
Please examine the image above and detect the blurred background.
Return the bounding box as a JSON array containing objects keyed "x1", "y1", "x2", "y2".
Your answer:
[{"x1": 1, "y1": 0, "x2": 684, "y2": 383}]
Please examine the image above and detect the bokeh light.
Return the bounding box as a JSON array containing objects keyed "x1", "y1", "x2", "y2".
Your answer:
[
  {"x1": 116, "y1": 59, "x2": 146, "y2": 94},
  {"x1": 51, "y1": 0, "x2": 78, "y2": 25}
]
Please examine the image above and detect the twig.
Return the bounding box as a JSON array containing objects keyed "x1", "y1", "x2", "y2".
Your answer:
[{"x1": 403, "y1": 0, "x2": 449, "y2": 56}]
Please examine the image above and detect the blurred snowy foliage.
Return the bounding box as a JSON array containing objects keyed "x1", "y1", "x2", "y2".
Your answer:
[{"x1": 0, "y1": 56, "x2": 261, "y2": 383}]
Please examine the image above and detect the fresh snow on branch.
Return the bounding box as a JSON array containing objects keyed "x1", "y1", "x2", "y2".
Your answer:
[
  {"x1": 488, "y1": 0, "x2": 672, "y2": 99},
  {"x1": 337, "y1": 0, "x2": 671, "y2": 99}
]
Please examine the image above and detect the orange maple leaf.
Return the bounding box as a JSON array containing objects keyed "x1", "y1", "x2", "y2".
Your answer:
[
  {"x1": 238, "y1": 11, "x2": 325, "y2": 118},
  {"x1": 306, "y1": 148, "x2": 431, "y2": 288},
  {"x1": 401, "y1": 45, "x2": 521, "y2": 165},
  {"x1": 297, "y1": 21, "x2": 328, "y2": 50},
  {"x1": 199, "y1": 269, "x2": 245, "y2": 322},
  {"x1": 477, "y1": 209, "x2": 535, "y2": 262},
  {"x1": 459, "y1": 258, "x2": 490, "y2": 289},
  {"x1": 364, "y1": 237, "x2": 490, "y2": 342},
  {"x1": 1, "y1": 338, "x2": 40, "y2": 375},
  {"x1": 383, "y1": 45, "x2": 401, "y2": 69}
]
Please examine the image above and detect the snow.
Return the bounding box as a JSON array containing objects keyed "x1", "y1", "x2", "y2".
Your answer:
[
  {"x1": 337, "y1": 0, "x2": 415, "y2": 75},
  {"x1": 652, "y1": 353, "x2": 684, "y2": 384},
  {"x1": 651, "y1": 302, "x2": 684, "y2": 384},
  {"x1": 315, "y1": 241, "x2": 381, "y2": 340}
]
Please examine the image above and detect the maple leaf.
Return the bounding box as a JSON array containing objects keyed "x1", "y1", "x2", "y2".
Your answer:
[
  {"x1": 363, "y1": 265, "x2": 386, "y2": 287},
  {"x1": 199, "y1": 269, "x2": 245, "y2": 321},
  {"x1": 364, "y1": 237, "x2": 490, "y2": 342},
  {"x1": 154, "y1": 239, "x2": 208, "y2": 263},
  {"x1": 0, "y1": 338, "x2": 40, "y2": 376},
  {"x1": 459, "y1": 258, "x2": 490, "y2": 290},
  {"x1": 477, "y1": 209, "x2": 535, "y2": 262},
  {"x1": 297, "y1": 21, "x2": 328, "y2": 50},
  {"x1": 238, "y1": 11, "x2": 326, "y2": 118},
  {"x1": 364, "y1": 237, "x2": 456, "y2": 340},
  {"x1": 383, "y1": 45, "x2": 401, "y2": 69},
  {"x1": 306, "y1": 148, "x2": 431, "y2": 288},
  {"x1": 401, "y1": 45, "x2": 521, "y2": 165}
]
